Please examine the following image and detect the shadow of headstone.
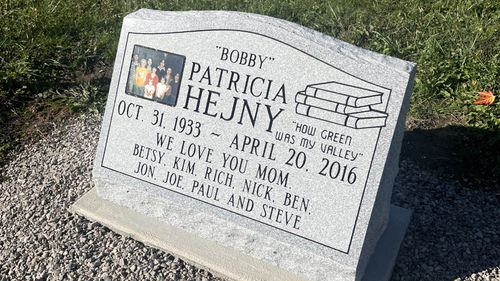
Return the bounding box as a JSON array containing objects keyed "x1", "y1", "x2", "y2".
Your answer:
[
  {"x1": 390, "y1": 125, "x2": 500, "y2": 280},
  {"x1": 401, "y1": 125, "x2": 499, "y2": 192}
]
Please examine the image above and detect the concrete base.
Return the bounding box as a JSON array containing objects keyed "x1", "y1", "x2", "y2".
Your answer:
[
  {"x1": 361, "y1": 205, "x2": 410, "y2": 281},
  {"x1": 71, "y1": 188, "x2": 411, "y2": 281}
]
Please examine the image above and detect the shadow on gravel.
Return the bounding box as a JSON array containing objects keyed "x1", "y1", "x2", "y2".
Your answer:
[
  {"x1": 392, "y1": 169, "x2": 500, "y2": 280},
  {"x1": 401, "y1": 125, "x2": 500, "y2": 193},
  {"x1": 391, "y1": 126, "x2": 500, "y2": 281}
]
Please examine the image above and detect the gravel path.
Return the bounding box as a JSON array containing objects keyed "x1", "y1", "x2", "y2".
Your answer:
[{"x1": 0, "y1": 113, "x2": 498, "y2": 281}]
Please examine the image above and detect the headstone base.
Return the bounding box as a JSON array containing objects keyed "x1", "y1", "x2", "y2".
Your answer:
[{"x1": 71, "y1": 188, "x2": 410, "y2": 281}]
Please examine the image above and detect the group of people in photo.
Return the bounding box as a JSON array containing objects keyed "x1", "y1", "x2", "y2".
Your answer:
[{"x1": 127, "y1": 53, "x2": 181, "y2": 105}]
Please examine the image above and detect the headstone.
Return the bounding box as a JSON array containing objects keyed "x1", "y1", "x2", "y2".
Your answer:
[{"x1": 74, "y1": 9, "x2": 416, "y2": 281}]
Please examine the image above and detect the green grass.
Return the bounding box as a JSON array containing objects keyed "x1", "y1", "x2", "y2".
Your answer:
[{"x1": 1, "y1": 0, "x2": 499, "y2": 184}]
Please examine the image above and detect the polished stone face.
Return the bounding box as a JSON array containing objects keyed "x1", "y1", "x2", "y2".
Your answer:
[{"x1": 93, "y1": 9, "x2": 416, "y2": 281}]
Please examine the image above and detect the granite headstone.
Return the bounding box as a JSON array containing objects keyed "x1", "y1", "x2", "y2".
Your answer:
[{"x1": 76, "y1": 9, "x2": 416, "y2": 281}]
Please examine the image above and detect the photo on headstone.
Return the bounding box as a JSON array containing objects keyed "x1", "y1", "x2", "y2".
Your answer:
[{"x1": 126, "y1": 45, "x2": 185, "y2": 106}]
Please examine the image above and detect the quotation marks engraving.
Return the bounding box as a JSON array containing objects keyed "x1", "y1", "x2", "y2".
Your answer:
[
  {"x1": 216, "y1": 45, "x2": 275, "y2": 68},
  {"x1": 215, "y1": 45, "x2": 274, "y2": 59}
]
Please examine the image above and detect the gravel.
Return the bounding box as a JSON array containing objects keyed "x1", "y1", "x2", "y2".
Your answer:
[{"x1": 0, "y1": 113, "x2": 498, "y2": 281}]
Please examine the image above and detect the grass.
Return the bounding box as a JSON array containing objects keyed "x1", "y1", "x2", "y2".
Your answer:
[{"x1": 0, "y1": 0, "x2": 498, "y2": 187}]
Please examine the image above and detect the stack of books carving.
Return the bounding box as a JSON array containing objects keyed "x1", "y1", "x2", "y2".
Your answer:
[{"x1": 295, "y1": 82, "x2": 388, "y2": 129}]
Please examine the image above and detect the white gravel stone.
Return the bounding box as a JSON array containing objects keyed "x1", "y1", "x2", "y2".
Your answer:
[{"x1": 0, "y1": 113, "x2": 498, "y2": 281}]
